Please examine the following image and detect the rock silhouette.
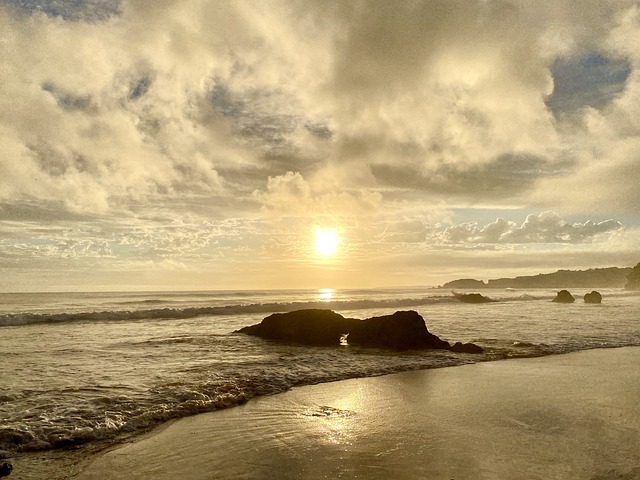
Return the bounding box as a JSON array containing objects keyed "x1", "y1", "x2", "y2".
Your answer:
[
  {"x1": 237, "y1": 309, "x2": 482, "y2": 353},
  {"x1": 552, "y1": 290, "x2": 575, "y2": 303},
  {"x1": 625, "y1": 262, "x2": 640, "y2": 290},
  {"x1": 450, "y1": 342, "x2": 484, "y2": 354},
  {"x1": 236, "y1": 309, "x2": 358, "y2": 346},
  {"x1": 452, "y1": 292, "x2": 492, "y2": 303},
  {"x1": 443, "y1": 266, "x2": 633, "y2": 289},
  {"x1": 442, "y1": 279, "x2": 487, "y2": 289},
  {"x1": 583, "y1": 291, "x2": 602, "y2": 304},
  {"x1": 0, "y1": 462, "x2": 12, "y2": 478},
  {"x1": 347, "y1": 311, "x2": 451, "y2": 350}
]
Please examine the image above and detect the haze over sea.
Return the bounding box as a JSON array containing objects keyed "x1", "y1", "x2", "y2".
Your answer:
[{"x1": 2, "y1": 286, "x2": 639, "y2": 472}]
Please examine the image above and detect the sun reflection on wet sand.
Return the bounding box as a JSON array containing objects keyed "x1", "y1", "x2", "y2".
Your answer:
[
  {"x1": 303, "y1": 386, "x2": 367, "y2": 447},
  {"x1": 76, "y1": 349, "x2": 640, "y2": 480}
]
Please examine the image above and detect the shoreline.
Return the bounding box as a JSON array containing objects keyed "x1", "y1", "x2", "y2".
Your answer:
[{"x1": 63, "y1": 346, "x2": 640, "y2": 480}]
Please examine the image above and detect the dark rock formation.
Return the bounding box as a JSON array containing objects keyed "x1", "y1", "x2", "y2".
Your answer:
[
  {"x1": 583, "y1": 291, "x2": 602, "y2": 304},
  {"x1": 237, "y1": 309, "x2": 483, "y2": 353},
  {"x1": 443, "y1": 266, "x2": 634, "y2": 289},
  {"x1": 442, "y1": 278, "x2": 487, "y2": 289},
  {"x1": 235, "y1": 309, "x2": 359, "y2": 346},
  {"x1": 451, "y1": 342, "x2": 484, "y2": 354},
  {"x1": 347, "y1": 311, "x2": 451, "y2": 350},
  {"x1": 487, "y1": 267, "x2": 631, "y2": 289},
  {"x1": 625, "y1": 262, "x2": 640, "y2": 290},
  {"x1": 552, "y1": 290, "x2": 575, "y2": 303},
  {"x1": 0, "y1": 462, "x2": 12, "y2": 478},
  {"x1": 452, "y1": 292, "x2": 492, "y2": 303}
]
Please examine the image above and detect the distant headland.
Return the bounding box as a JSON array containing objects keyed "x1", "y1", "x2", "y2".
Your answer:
[{"x1": 442, "y1": 262, "x2": 640, "y2": 290}]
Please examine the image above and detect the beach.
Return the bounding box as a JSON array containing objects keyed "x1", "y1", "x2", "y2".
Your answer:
[
  {"x1": 70, "y1": 347, "x2": 640, "y2": 480},
  {"x1": 3, "y1": 289, "x2": 639, "y2": 479}
]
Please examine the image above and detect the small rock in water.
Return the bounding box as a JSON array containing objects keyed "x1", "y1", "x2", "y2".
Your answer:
[
  {"x1": 552, "y1": 290, "x2": 575, "y2": 303},
  {"x1": 584, "y1": 291, "x2": 602, "y2": 304},
  {"x1": 452, "y1": 292, "x2": 492, "y2": 303},
  {"x1": 0, "y1": 462, "x2": 13, "y2": 477}
]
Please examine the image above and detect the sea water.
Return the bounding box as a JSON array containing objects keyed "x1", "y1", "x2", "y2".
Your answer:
[
  {"x1": 77, "y1": 348, "x2": 640, "y2": 480},
  {"x1": 1, "y1": 287, "x2": 639, "y2": 461}
]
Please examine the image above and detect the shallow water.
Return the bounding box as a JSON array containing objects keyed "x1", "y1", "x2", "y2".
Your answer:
[
  {"x1": 1, "y1": 287, "x2": 639, "y2": 469},
  {"x1": 77, "y1": 347, "x2": 640, "y2": 480}
]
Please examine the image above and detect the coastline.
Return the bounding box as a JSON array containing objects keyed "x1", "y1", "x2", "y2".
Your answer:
[{"x1": 66, "y1": 346, "x2": 640, "y2": 480}]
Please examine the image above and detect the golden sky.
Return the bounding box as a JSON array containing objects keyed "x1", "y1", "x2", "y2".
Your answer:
[{"x1": 1, "y1": 0, "x2": 639, "y2": 291}]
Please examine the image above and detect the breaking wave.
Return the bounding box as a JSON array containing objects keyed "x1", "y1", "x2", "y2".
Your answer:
[{"x1": 0, "y1": 295, "x2": 473, "y2": 327}]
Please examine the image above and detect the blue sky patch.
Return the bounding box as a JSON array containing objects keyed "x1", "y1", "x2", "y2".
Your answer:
[{"x1": 546, "y1": 53, "x2": 631, "y2": 115}]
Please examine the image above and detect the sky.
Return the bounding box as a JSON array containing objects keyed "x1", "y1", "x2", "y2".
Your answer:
[{"x1": 1, "y1": 0, "x2": 640, "y2": 291}]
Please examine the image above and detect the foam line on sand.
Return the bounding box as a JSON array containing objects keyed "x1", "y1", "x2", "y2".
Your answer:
[{"x1": 76, "y1": 347, "x2": 640, "y2": 480}]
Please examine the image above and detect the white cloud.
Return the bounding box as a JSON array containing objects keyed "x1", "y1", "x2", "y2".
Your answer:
[
  {"x1": 528, "y1": 5, "x2": 640, "y2": 214},
  {"x1": 252, "y1": 171, "x2": 382, "y2": 217},
  {"x1": 2, "y1": 0, "x2": 639, "y2": 215},
  {"x1": 438, "y1": 211, "x2": 623, "y2": 245}
]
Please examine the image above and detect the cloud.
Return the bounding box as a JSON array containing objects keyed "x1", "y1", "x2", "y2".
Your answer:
[
  {"x1": 252, "y1": 171, "x2": 382, "y2": 217},
  {"x1": 378, "y1": 219, "x2": 431, "y2": 244},
  {"x1": 0, "y1": 2, "x2": 251, "y2": 214},
  {"x1": 370, "y1": 153, "x2": 574, "y2": 202},
  {"x1": 2, "y1": 0, "x2": 639, "y2": 217},
  {"x1": 1, "y1": 0, "x2": 640, "y2": 289},
  {"x1": 438, "y1": 211, "x2": 623, "y2": 245},
  {"x1": 529, "y1": 5, "x2": 640, "y2": 214}
]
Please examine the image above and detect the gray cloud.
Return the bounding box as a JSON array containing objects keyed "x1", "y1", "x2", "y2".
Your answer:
[
  {"x1": 0, "y1": 201, "x2": 98, "y2": 223},
  {"x1": 371, "y1": 154, "x2": 574, "y2": 201}
]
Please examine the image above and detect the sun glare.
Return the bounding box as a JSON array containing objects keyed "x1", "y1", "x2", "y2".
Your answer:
[{"x1": 315, "y1": 227, "x2": 340, "y2": 257}]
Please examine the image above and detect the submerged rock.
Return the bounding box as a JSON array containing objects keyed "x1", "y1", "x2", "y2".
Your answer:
[
  {"x1": 452, "y1": 292, "x2": 492, "y2": 303},
  {"x1": 235, "y1": 309, "x2": 359, "y2": 346},
  {"x1": 583, "y1": 291, "x2": 602, "y2": 304},
  {"x1": 347, "y1": 311, "x2": 451, "y2": 350},
  {"x1": 552, "y1": 290, "x2": 575, "y2": 303}
]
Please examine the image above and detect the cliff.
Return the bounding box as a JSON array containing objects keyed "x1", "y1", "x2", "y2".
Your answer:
[
  {"x1": 625, "y1": 262, "x2": 640, "y2": 290},
  {"x1": 442, "y1": 266, "x2": 634, "y2": 289}
]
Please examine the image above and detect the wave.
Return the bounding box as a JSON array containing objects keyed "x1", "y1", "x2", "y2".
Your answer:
[
  {"x1": 5, "y1": 339, "x2": 640, "y2": 456},
  {"x1": 0, "y1": 296, "x2": 454, "y2": 327},
  {"x1": 113, "y1": 299, "x2": 172, "y2": 305},
  {"x1": 0, "y1": 344, "x2": 512, "y2": 455},
  {"x1": 3, "y1": 289, "x2": 636, "y2": 327}
]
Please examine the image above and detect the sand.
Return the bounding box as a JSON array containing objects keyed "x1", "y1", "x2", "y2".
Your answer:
[{"x1": 73, "y1": 347, "x2": 640, "y2": 480}]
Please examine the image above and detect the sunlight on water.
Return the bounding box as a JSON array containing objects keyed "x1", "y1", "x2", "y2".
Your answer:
[{"x1": 318, "y1": 288, "x2": 335, "y2": 301}]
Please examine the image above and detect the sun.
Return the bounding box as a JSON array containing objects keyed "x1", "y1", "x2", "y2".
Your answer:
[{"x1": 314, "y1": 227, "x2": 340, "y2": 257}]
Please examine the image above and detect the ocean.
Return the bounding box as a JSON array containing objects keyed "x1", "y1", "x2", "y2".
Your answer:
[{"x1": 1, "y1": 287, "x2": 639, "y2": 464}]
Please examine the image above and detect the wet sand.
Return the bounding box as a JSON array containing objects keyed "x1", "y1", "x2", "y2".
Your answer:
[{"x1": 72, "y1": 347, "x2": 640, "y2": 479}]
